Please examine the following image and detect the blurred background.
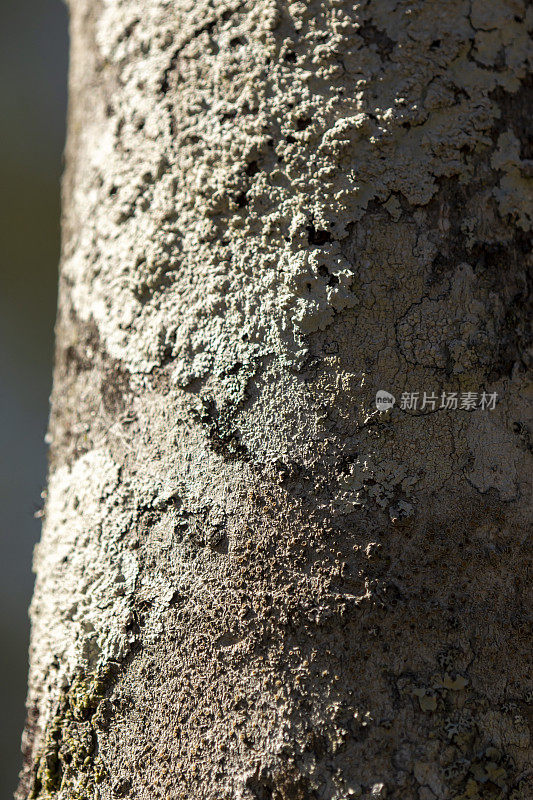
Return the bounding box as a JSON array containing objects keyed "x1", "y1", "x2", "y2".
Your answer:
[{"x1": 0, "y1": 0, "x2": 68, "y2": 795}]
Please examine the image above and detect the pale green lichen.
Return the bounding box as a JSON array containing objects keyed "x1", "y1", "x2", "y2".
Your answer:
[
  {"x1": 334, "y1": 454, "x2": 419, "y2": 514},
  {"x1": 61, "y1": 0, "x2": 532, "y2": 377},
  {"x1": 405, "y1": 654, "x2": 527, "y2": 800}
]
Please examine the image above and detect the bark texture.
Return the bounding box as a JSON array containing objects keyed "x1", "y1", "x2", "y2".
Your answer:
[{"x1": 19, "y1": 1, "x2": 532, "y2": 799}]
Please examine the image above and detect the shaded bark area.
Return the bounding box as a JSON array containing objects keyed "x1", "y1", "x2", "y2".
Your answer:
[{"x1": 19, "y1": 1, "x2": 531, "y2": 799}]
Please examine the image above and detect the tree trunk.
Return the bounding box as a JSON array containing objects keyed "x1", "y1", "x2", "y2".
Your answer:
[{"x1": 18, "y1": 1, "x2": 532, "y2": 799}]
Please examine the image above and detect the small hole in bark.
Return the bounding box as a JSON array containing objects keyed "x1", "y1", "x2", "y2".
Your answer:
[
  {"x1": 317, "y1": 264, "x2": 340, "y2": 286},
  {"x1": 307, "y1": 224, "x2": 332, "y2": 246},
  {"x1": 245, "y1": 160, "x2": 259, "y2": 176}
]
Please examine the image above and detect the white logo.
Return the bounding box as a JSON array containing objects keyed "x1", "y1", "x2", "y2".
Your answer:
[{"x1": 375, "y1": 390, "x2": 396, "y2": 411}]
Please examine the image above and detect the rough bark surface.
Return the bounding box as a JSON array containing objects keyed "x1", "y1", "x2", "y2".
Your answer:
[{"x1": 18, "y1": 2, "x2": 532, "y2": 800}]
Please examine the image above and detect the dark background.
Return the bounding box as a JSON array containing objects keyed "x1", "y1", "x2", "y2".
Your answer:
[{"x1": 0, "y1": 0, "x2": 68, "y2": 795}]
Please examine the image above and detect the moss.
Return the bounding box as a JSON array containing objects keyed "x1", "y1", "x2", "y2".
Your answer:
[{"x1": 29, "y1": 666, "x2": 116, "y2": 799}]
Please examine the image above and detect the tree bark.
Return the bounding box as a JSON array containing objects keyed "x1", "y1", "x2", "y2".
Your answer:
[{"x1": 18, "y1": 1, "x2": 532, "y2": 799}]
